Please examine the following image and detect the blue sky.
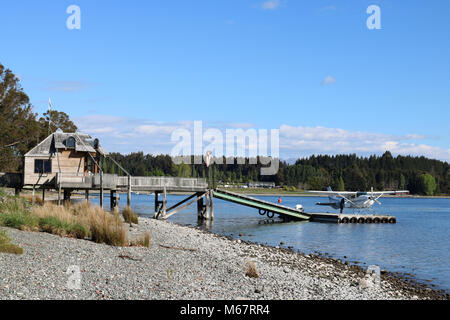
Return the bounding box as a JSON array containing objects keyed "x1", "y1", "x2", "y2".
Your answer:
[{"x1": 1, "y1": 0, "x2": 449, "y2": 161}]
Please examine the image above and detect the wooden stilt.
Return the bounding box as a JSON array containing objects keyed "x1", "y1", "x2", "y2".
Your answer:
[
  {"x1": 163, "y1": 192, "x2": 207, "y2": 220},
  {"x1": 110, "y1": 190, "x2": 115, "y2": 211},
  {"x1": 63, "y1": 190, "x2": 71, "y2": 205},
  {"x1": 154, "y1": 192, "x2": 159, "y2": 219},
  {"x1": 205, "y1": 191, "x2": 210, "y2": 220},
  {"x1": 127, "y1": 175, "x2": 132, "y2": 207},
  {"x1": 32, "y1": 187, "x2": 35, "y2": 204},
  {"x1": 162, "y1": 187, "x2": 167, "y2": 218},
  {"x1": 197, "y1": 192, "x2": 204, "y2": 220},
  {"x1": 42, "y1": 188, "x2": 45, "y2": 203},
  {"x1": 210, "y1": 190, "x2": 214, "y2": 221},
  {"x1": 99, "y1": 171, "x2": 104, "y2": 209},
  {"x1": 85, "y1": 190, "x2": 89, "y2": 202},
  {"x1": 58, "y1": 184, "x2": 62, "y2": 205}
]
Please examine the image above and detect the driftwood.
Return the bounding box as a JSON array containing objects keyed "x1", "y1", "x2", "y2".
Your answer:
[
  {"x1": 118, "y1": 254, "x2": 143, "y2": 261},
  {"x1": 159, "y1": 244, "x2": 197, "y2": 252}
]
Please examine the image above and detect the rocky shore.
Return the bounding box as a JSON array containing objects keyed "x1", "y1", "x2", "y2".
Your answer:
[{"x1": 0, "y1": 217, "x2": 448, "y2": 300}]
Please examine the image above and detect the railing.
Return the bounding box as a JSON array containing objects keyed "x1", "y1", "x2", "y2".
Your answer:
[
  {"x1": 56, "y1": 173, "x2": 95, "y2": 189},
  {"x1": 56, "y1": 173, "x2": 207, "y2": 191}
]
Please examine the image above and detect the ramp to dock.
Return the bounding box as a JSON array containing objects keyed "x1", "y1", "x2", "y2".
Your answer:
[{"x1": 213, "y1": 189, "x2": 310, "y2": 221}]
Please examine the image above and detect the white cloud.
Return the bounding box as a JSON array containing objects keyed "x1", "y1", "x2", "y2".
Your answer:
[
  {"x1": 73, "y1": 115, "x2": 450, "y2": 162},
  {"x1": 321, "y1": 76, "x2": 336, "y2": 86},
  {"x1": 261, "y1": 0, "x2": 281, "y2": 10},
  {"x1": 279, "y1": 125, "x2": 450, "y2": 162}
]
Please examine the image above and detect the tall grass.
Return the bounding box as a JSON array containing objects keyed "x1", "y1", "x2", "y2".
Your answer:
[
  {"x1": 131, "y1": 231, "x2": 150, "y2": 248},
  {"x1": 32, "y1": 202, "x2": 128, "y2": 246},
  {"x1": 1, "y1": 191, "x2": 129, "y2": 246},
  {"x1": 122, "y1": 206, "x2": 139, "y2": 225}
]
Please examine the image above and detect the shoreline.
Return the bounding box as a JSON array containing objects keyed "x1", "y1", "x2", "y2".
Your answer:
[{"x1": 0, "y1": 216, "x2": 448, "y2": 300}]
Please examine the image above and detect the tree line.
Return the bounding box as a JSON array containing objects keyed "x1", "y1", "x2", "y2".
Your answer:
[
  {"x1": 103, "y1": 152, "x2": 449, "y2": 196},
  {"x1": 1, "y1": 62, "x2": 448, "y2": 195}
]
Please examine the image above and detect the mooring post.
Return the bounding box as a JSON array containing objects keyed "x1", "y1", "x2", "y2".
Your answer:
[{"x1": 127, "y1": 175, "x2": 132, "y2": 207}]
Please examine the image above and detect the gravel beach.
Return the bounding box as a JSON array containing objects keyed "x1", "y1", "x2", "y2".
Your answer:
[{"x1": 0, "y1": 217, "x2": 447, "y2": 300}]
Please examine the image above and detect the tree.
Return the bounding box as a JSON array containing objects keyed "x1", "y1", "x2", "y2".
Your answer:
[
  {"x1": 38, "y1": 110, "x2": 77, "y2": 139},
  {"x1": 0, "y1": 63, "x2": 40, "y2": 171},
  {"x1": 337, "y1": 176, "x2": 345, "y2": 191},
  {"x1": 420, "y1": 173, "x2": 437, "y2": 196}
]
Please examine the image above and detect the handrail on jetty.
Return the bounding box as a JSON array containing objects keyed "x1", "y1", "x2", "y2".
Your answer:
[{"x1": 213, "y1": 189, "x2": 311, "y2": 221}]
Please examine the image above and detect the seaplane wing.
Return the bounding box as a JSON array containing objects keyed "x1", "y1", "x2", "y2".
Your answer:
[
  {"x1": 305, "y1": 190, "x2": 358, "y2": 196},
  {"x1": 306, "y1": 190, "x2": 409, "y2": 196}
]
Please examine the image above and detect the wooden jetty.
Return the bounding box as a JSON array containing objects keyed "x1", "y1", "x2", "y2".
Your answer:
[
  {"x1": 0, "y1": 131, "x2": 397, "y2": 225},
  {"x1": 213, "y1": 189, "x2": 310, "y2": 221}
]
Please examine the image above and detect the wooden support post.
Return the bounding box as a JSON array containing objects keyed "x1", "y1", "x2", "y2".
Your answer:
[
  {"x1": 163, "y1": 192, "x2": 207, "y2": 220},
  {"x1": 127, "y1": 175, "x2": 132, "y2": 207},
  {"x1": 42, "y1": 188, "x2": 45, "y2": 203},
  {"x1": 162, "y1": 187, "x2": 167, "y2": 218},
  {"x1": 32, "y1": 187, "x2": 35, "y2": 204},
  {"x1": 110, "y1": 190, "x2": 115, "y2": 211},
  {"x1": 154, "y1": 192, "x2": 159, "y2": 219},
  {"x1": 205, "y1": 191, "x2": 210, "y2": 220},
  {"x1": 197, "y1": 192, "x2": 204, "y2": 220},
  {"x1": 58, "y1": 184, "x2": 62, "y2": 206},
  {"x1": 63, "y1": 190, "x2": 71, "y2": 205},
  {"x1": 99, "y1": 171, "x2": 104, "y2": 209},
  {"x1": 210, "y1": 190, "x2": 214, "y2": 221},
  {"x1": 14, "y1": 188, "x2": 20, "y2": 196},
  {"x1": 85, "y1": 190, "x2": 89, "y2": 202}
]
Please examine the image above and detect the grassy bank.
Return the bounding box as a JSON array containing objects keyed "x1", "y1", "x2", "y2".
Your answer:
[{"x1": 0, "y1": 188, "x2": 148, "y2": 248}]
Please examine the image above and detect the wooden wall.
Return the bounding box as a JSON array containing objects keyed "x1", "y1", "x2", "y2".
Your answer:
[{"x1": 24, "y1": 150, "x2": 87, "y2": 186}]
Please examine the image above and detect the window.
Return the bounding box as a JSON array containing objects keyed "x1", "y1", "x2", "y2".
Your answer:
[
  {"x1": 34, "y1": 159, "x2": 52, "y2": 174},
  {"x1": 66, "y1": 137, "x2": 76, "y2": 149}
]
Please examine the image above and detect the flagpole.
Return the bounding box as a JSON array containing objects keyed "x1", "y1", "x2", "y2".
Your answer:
[{"x1": 48, "y1": 98, "x2": 52, "y2": 135}]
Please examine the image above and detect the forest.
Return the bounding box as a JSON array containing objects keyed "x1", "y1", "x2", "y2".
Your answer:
[
  {"x1": 1, "y1": 62, "x2": 449, "y2": 196},
  {"x1": 102, "y1": 152, "x2": 450, "y2": 196}
]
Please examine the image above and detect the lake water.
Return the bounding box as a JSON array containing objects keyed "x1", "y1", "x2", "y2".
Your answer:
[{"x1": 98, "y1": 193, "x2": 450, "y2": 292}]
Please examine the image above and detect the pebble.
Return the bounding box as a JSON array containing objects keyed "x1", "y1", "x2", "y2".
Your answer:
[{"x1": 0, "y1": 219, "x2": 444, "y2": 300}]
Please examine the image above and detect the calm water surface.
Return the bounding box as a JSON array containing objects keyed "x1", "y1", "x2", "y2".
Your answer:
[{"x1": 97, "y1": 194, "x2": 449, "y2": 292}]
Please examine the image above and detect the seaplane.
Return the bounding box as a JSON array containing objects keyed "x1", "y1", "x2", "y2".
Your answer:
[{"x1": 306, "y1": 187, "x2": 409, "y2": 214}]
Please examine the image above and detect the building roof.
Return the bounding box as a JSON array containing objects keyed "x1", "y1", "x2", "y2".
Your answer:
[{"x1": 25, "y1": 132, "x2": 108, "y2": 157}]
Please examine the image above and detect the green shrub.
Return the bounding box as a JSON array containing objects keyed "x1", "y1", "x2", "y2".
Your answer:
[
  {"x1": 0, "y1": 230, "x2": 23, "y2": 255},
  {"x1": 0, "y1": 212, "x2": 39, "y2": 231}
]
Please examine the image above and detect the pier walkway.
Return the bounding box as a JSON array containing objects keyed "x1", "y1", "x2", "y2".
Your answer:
[{"x1": 213, "y1": 189, "x2": 310, "y2": 221}]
